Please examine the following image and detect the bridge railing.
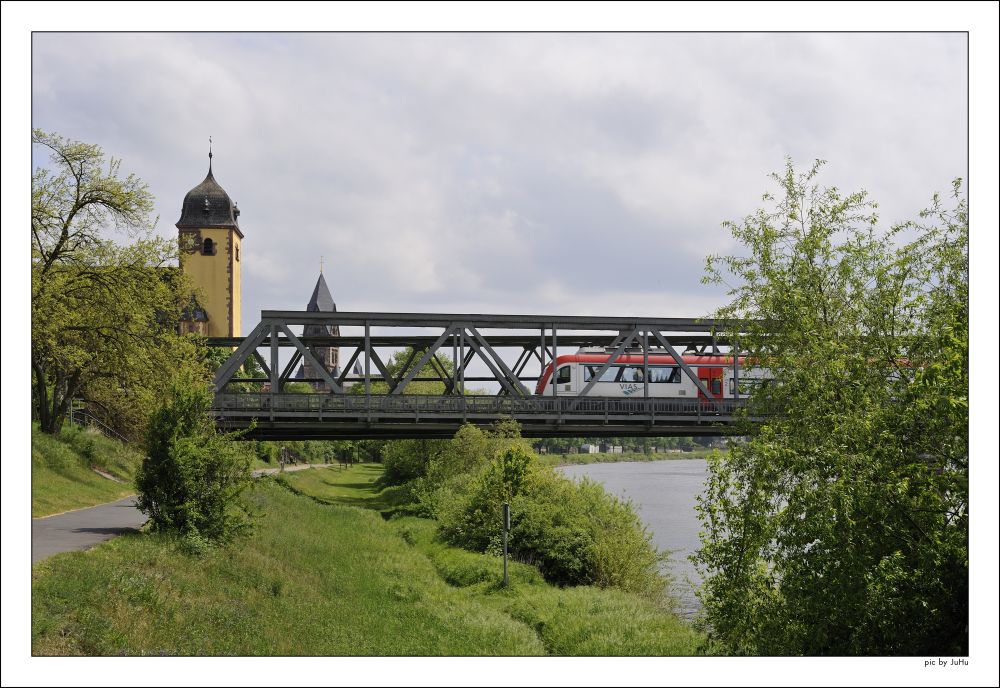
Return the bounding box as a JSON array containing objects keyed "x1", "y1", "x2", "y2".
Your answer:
[{"x1": 214, "y1": 392, "x2": 751, "y2": 420}]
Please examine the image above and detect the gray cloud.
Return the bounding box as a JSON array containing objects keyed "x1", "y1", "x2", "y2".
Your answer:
[{"x1": 31, "y1": 32, "x2": 968, "y2": 329}]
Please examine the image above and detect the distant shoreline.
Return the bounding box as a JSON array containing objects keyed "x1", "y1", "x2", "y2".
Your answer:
[{"x1": 541, "y1": 449, "x2": 718, "y2": 469}]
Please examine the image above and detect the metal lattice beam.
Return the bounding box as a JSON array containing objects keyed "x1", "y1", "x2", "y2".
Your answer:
[
  {"x1": 277, "y1": 323, "x2": 342, "y2": 393},
  {"x1": 569, "y1": 326, "x2": 640, "y2": 406},
  {"x1": 210, "y1": 311, "x2": 758, "y2": 439}
]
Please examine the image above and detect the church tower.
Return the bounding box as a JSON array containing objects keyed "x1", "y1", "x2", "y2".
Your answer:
[
  {"x1": 297, "y1": 271, "x2": 340, "y2": 391},
  {"x1": 176, "y1": 146, "x2": 242, "y2": 338}
]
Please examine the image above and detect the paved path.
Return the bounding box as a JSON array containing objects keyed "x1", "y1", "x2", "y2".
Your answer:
[
  {"x1": 252, "y1": 462, "x2": 332, "y2": 477},
  {"x1": 32, "y1": 496, "x2": 146, "y2": 565},
  {"x1": 31, "y1": 463, "x2": 335, "y2": 565}
]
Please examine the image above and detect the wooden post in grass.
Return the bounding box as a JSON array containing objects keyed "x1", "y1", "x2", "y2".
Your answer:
[{"x1": 502, "y1": 502, "x2": 511, "y2": 587}]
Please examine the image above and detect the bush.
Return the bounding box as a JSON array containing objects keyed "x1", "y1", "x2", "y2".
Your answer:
[
  {"x1": 135, "y1": 377, "x2": 255, "y2": 543},
  {"x1": 413, "y1": 421, "x2": 530, "y2": 517},
  {"x1": 436, "y1": 444, "x2": 534, "y2": 552},
  {"x1": 379, "y1": 439, "x2": 447, "y2": 487},
  {"x1": 383, "y1": 421, "x2": 667, "y2": 598},
  {"x1": 514, "y1": 470, "x2": 665, "y2": 596},
  {"x1": 255, "y1": 442, "x2": 278, "y2": 464},
  {"x1": 437, "y1": 443, "x2": 666, "y2": 598}
]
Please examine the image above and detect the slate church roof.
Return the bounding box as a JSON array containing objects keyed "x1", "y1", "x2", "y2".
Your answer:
[
  {"x1": 296, "y1": 272, "x2": 342, "y2": 384},
  {"x1": 304, "y1": 272, "x2": 338, "y2": 338},
  {"x1": 176, "y1": 156, "x2": 243, "y2": 236},
  {"x1": 307, "y1": 273, "x2": 337, "y2": 313}
]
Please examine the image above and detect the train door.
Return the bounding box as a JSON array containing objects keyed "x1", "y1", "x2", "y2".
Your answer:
[{"x1": 697, "y1": 367, "x2": 724, "y2": 400}]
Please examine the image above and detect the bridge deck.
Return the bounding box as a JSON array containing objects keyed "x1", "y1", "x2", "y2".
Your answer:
[{"x1": 214, "y1": 393, "x2": 753, "y2": 439}]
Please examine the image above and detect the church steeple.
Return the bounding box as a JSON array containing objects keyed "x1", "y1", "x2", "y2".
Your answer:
[
  {"x1": 299, "y1": 271, "x2": 340, "y2": 391},
  {"x1": 306, "y1": 272, "x2": 337, "y2": 313}
]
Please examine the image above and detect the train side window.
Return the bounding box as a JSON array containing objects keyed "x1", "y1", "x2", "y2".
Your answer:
[
  {"x1": 732, "y1": 378, "x2": 762, "y2": 395},
  {"x1": 556, "y1": 366, "x2": 571, "y2": 384},
  {"x1": 649, "y1": 366, "x2": 681, "y2": 383},
  {"x1": 584, "y1": 365, "x2": 620, "y2": 383},
  {"x1": 711, "y1": 378, "x2": 722, "y2": 395},
  {"x1": 620, "y1": 366, "x2": 643, "y2": 383}
]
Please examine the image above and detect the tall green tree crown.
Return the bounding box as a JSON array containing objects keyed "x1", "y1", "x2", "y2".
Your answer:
[
  {"x1": 31, "y1": 130, "x2": 205, "y2": 438},
  {"x1": 696, "y1": 160, "x2": 968, "y2": 655}
]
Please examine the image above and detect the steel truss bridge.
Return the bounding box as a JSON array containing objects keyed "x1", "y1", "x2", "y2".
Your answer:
[{"x1": 210, "y1": 311, "x2": 758, "y2": 440}]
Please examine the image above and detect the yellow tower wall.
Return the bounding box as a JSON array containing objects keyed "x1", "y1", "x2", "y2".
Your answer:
[
  {"x1": 231, "y1": 233, "x2": 241, "y2": 337},
  {"x1": 179, "y1": 228, "x2": 242, "y2": 337}
]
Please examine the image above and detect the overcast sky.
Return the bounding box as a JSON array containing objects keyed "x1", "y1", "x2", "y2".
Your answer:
[
  {"x1": 7, "y1": 7, "x2": 1000, "y2": 686},
  {"x1": 30, "y1": 31, "x2": 969, "y2": 329}
]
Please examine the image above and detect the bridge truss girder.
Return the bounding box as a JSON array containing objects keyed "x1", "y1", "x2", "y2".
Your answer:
[{"x1": 210, "y1": 311, "x2": 753, "y2": 439}]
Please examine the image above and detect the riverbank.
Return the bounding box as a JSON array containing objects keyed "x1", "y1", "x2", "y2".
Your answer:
[
  {"x1": 281, "y1": 463, "x2": 705, "y2": 654},
  {"x1": 32, "y1": 464, "x2": 704, "y2": 656},
  {"x1": 558, "y1": 458, "x2": 710, "y2": 619},
  {"x1": 538, "y1": 447, "x2": 717, "y2": 468}
]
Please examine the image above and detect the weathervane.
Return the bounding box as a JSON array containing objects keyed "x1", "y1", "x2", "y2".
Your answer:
[
  {"x1": 208, "y1": 135, "x2": 213, "y2": 172},
  {"x1": 320, "y1": 255, "x2": 324, "y2": 274}
]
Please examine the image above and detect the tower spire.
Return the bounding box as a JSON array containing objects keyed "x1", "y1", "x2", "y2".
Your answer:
[
  {"x1": 208, "y1": 136, "x2": 213, "y2": 173},
  {"x1": 320, "y1": 255, "x2": 324, "y2": 274}
]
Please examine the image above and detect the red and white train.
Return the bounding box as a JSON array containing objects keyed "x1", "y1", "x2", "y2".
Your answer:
[{"x1": 535, "y1": 348, "x2": 766, "y2": 400}]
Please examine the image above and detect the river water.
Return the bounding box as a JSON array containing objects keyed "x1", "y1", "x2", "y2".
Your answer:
[{"x1": 558, "y1": 459, "x2": 708, "y2": 619}]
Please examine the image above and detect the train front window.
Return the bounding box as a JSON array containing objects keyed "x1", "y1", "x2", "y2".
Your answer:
[{"x1": 556, "y1": 366, "x2": 571, "y2": 384}]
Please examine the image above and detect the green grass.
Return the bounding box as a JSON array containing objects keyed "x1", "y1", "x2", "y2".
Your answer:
[
  {"x1": 32, "y1": 480, "x2": 544, "y2": 656},
  {"x1": 277, "y1": 462, "x2": 415, "y2": 514},
  {"x1": 32, "y1": 461, "x2": 703, "y2": 655},
  {"x1": 32, "y1": 423, "x2": 144, "y2": 517},
  {"x1": 281, "y1": 464, "x2": 705, "y2": 656}
]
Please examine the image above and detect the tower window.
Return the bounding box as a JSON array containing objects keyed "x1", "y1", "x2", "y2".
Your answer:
[
  {"x1": 235, "y1": 246, "x2": 240, "y2": 261},
  {"x1": 202, "y1": 238, "x2": 214, "y2": 255}
]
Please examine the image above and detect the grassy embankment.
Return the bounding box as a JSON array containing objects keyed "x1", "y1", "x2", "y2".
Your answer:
[
  {"x1": 279, "y1": 464, "x2": 704, "y2": 655},
  {"x1": 31, "y1": 423, "x2": 144, "y2": 518},
  {"x1": 32, "y1": 462, "x2": 704, "y2": 655}
]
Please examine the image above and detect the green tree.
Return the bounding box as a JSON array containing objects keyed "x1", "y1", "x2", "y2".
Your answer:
[
  {"x1": 204, "y1": 347, "x2": 265, "y2": 393},
  {"x1": 694, "y1": 160, "x2": 968, "y2": 655},
  {"x1": 135, "y1": 375, "x2": 255, "y2": 544},
  {"x1": 283, "y1": 381, "x2": 316, "y2": 394},
  {"x1": 31, "y1": 130, "x2": 202, "y2": 438},
  {"x1": 380, "y1": 438, "x2": 449, "y2": 486},
  {"x1": 351, "y1": 346, "x2": 457, "y2": 396}
]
